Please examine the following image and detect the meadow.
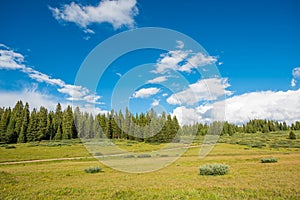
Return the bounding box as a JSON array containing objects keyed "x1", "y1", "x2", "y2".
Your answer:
[{"x1": 1, "y1": 131, "x2": 300, "y2": 199}]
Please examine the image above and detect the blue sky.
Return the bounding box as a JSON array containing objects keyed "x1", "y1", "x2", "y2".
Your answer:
[{"x1": 0, "y1": 0, "x2": 300, "y2": 124}]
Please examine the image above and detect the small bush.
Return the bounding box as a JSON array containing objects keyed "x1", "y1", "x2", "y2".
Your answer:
[
  {"x1": 94, "y1": 152, "x2": 103, "y2": 156},
  {"x1": 199, "y1": 164, "x2": 229, "y2": 176},
  {"x1": 137, "y1": 154, "x2": 151, "y2": 158},
  {"x1": 5, "y1": 145, "x2": 16, "y2": 149},
  {"x1": 84, "y1": 166, "x2": 102, "y2": 173},
  {"x1": 261, "y1": 158, "x2": 278, "y2": 163},
  {"x1": 160, "y1": 154, "x2": 169, "y2": 157},
  {"x1": 123, "y1": 155, "x2": 135, "y2": 158},
  {"x1": 289, "y1": 131, "x2": 296, "y2": 140}
]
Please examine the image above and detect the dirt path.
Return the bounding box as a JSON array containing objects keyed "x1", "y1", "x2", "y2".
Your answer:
[
  {"x1": 0, "y1": 157, "x2": 92, "y2": 165},
  {"x1": 0, "y1": 145, "x2": 203, "y2": 165}
]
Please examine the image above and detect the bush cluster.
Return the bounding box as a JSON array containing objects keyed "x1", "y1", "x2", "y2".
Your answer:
[
  {"x1": 199, "y1": 164, "x2": 229, "y2": 176},
  {"x1": 137, "y1": 154, "x2": 151, "y2": 158},
  {"x1": 261, "y1": 158, "x2": 278, "y2": 163},
  {"x1": 84, "y1": 166, "x2": 102, "y2": 173},
  {"x1": 123, "y1": 155, "x2": 135, "y2": 158}
]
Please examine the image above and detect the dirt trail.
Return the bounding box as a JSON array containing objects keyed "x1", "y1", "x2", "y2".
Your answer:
[{"x1": 0, "y1": 145, "x2": 203, "y2": 165}]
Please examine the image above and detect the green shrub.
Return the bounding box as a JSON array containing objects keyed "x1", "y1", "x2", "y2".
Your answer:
[
  {"x1": 288, "y1": 131, "x2": 296, "y2": 140},
  {"x1": 261, "y1": 158, "x2": 278, "y2": 163},
  {"x1": 94, "y1": 152, "x2": 103, "y2": 156},
  {"x1": 5, "y1": 145, "x2": 16, "y2": 149},
  {"x1": 137, "y1": 154, "x2": 151, "y2": 158},
  {"x1": 84, "y1": 166, "x2": 102, "y2": 173},
  {"x1": 160, "y1": 154, "x2": 169, "y2": 157},
  {"x1": 199, "y1": 164, "x2": 229, "y2": 176},
  {"x1": 123, "y1": 154, "x2": 135, "y2": 158}
]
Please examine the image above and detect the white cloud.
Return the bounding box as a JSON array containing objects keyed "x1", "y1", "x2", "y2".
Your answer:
[
  {"x1": 116, "y1": 72, "x2": 122, "y2": 77},
  {"x1": 172, "y1": 89, "x2": 300, "y2": 125},
  {"x1": 0, "y1": 44, "x2": 102, "y2": 105},
  {"x1": 49, "y1": 0, "x2": 138, "y2": 32},
  {"x1": 292, "y1": 67, "x2": 300, "y2": 78},
  {"x1": 151, "y1": 99, "x2": 160, "y2": 106},
  {"x1": 0, "y1": 89, "x2": 108, "y2": 115},
  {"x1": 176, "y1": 40, "x2": 184, "y2": 49},
  {"x1": 0, "y1": 89, "x2": 64, "y2": 111},
  {"x1": 152, "y1": 42, "x2": 217, "y2": 74},
  {"x1": 178, "y1": 52, "x2": 217, "y2": 73},
  {"x1": 171, "y1": 106, "x2": 201, "y2": 125},
  {"x1": 291, "y1": 78, "x2": 297, "y2": 87},
  {"x1": 147, "y1": 76, "x2": 168, "y2": 84},
  {"x1": 167, "y1": 78, "x2": 232, "y2": 106},
  {"x1": 153, "y1": 50, "x2": 189, "y2": 74},
  {"x1": 23, "y1": 67, "x2": 65, "y2": 87},
  {"x1": 132, "y1": 87, "x2": 160, "y2": 98},
  {"x1": 162, "y1": 93, "x2": 168, "y2": 97},
  {"x1": 0, "y1": 46, "x2": 25, "y2": 70}
]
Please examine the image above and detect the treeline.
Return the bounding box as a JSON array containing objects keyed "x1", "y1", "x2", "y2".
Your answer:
[
  {"x1": 0, "y1": 101, "x2": 299, "y2": 144},
  {"x1": 181, "y1": 119, "x2": 300, "y2": 137},
  {"x1": 0, "y1": 101, "x2": 180, "y2": 144}
]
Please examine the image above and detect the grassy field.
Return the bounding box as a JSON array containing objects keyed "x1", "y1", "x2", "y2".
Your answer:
[{"x1": 1, "y1": 132, "x2": 300, "y2": 199}]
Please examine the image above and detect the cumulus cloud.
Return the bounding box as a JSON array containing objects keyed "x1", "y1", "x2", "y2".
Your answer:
[
  {"x1": 173, "y1": 89, "x2": 300, "y2": 125},
  {"x1": 179, "y1": 52, "x2": 217, "y2": 73},
  {"x1": 152, "y1": 41, "x2": 217, "y2": 74},
  {"x1": 49, "y1": 0, "x2": 138, "y2": 32},
  {"x1": 132, "y1": 87, "x2": 160, "y2": 98},
  {"x1": 167, "y1": 78, "x2": 232, "y2": 106},
  {"x1": 0, "y1": 44, "x2": 102, "y2": 104},
  {"x1": 172, "y1": 106, "x2": 201, "y2": 125},
  {"x1": 147, "y1": 76, "x2": 168, "y2": 84},
  {"x1": 291, "y1": 67, "x2": 300, "y2": 87},
  {"x1": 151, "y1": 99, "x2": 160, "y2": 106}
]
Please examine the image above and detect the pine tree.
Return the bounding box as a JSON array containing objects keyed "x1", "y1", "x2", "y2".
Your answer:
[
  {"x1": 54, "y1": 123, "x2": 62, "y2": 140},
  {"x1": 14, "y1": 101, "x2": 24, "y2": 134},
  {"x1": 37, "y1": 106, "x2": 48, "y2": 141},
  {"x1": 53, "y1": 103, "x2": 63, "y2": 139},
  {"x1": 62, "y1": 106, "x2": 74, "y2": 139},
  {"x1": 27, "y1": 108, "x2": 39, "y2": 142},
  {"x1": 45, "y1": 111, "x2": 55, "y2": 140},
  {"x1": 18, "y1": 103, "x2": 30, "y2": 143}
]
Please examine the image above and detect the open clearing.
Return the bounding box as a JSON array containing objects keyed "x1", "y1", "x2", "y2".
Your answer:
[{"x1": 1, "y1": 133, "x2": 300, "y2": 199}]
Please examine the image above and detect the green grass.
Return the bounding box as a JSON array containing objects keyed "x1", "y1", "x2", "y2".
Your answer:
[{"x1": 0, "y1": 132, "x2": 300, "y2": 199}]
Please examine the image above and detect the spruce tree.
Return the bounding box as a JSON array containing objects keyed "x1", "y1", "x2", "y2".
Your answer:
[
  {"x1": 27, "y1": 108, "x2": 39, "y2": 142},
  {"x1": 0, "y1": 108, "x2": 11, "y2": 143},
  {"x1": 18, "y1": 102, "x2": 30, "y2": 143},
  {"x1": 37, "y1": 106, "x2": 48, "y2": 141}
]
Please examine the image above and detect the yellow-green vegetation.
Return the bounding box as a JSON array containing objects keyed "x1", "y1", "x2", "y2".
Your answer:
[{"x1": 1, "y1": 132, "x2": 300, "y2": 199}]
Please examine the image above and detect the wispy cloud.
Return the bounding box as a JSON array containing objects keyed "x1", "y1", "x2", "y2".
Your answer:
[
  {"x1": 0, "y1": 46, "x2": 25, "y2": 70},
  {"x1": 291, "y1": 67, "x2": 300, "y2": 87},
  {"x1": 147, "y1": 76, "x2": 168, "y2": 84},
  {"x1": 167, "y1": 78, "x2": 232, "y2": 106},
  {"x1": 176, "y1": 40, "x2": 184, "y2": 49},
  {"x1": 49, "y1": 0, "x2": 138, "y2": 33},
  {"x1": 132, "y1": 87, "x2": 160, "y2": 98},
  {"x1": 152, "y1": 41, "x2": 217, "y2": 74},
  {"x1": 116, "y1": 72, "x2": 122, "y2": 78},
  {"x1": 0, "y1": 44, "x2": 102, "y2": 105}
]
